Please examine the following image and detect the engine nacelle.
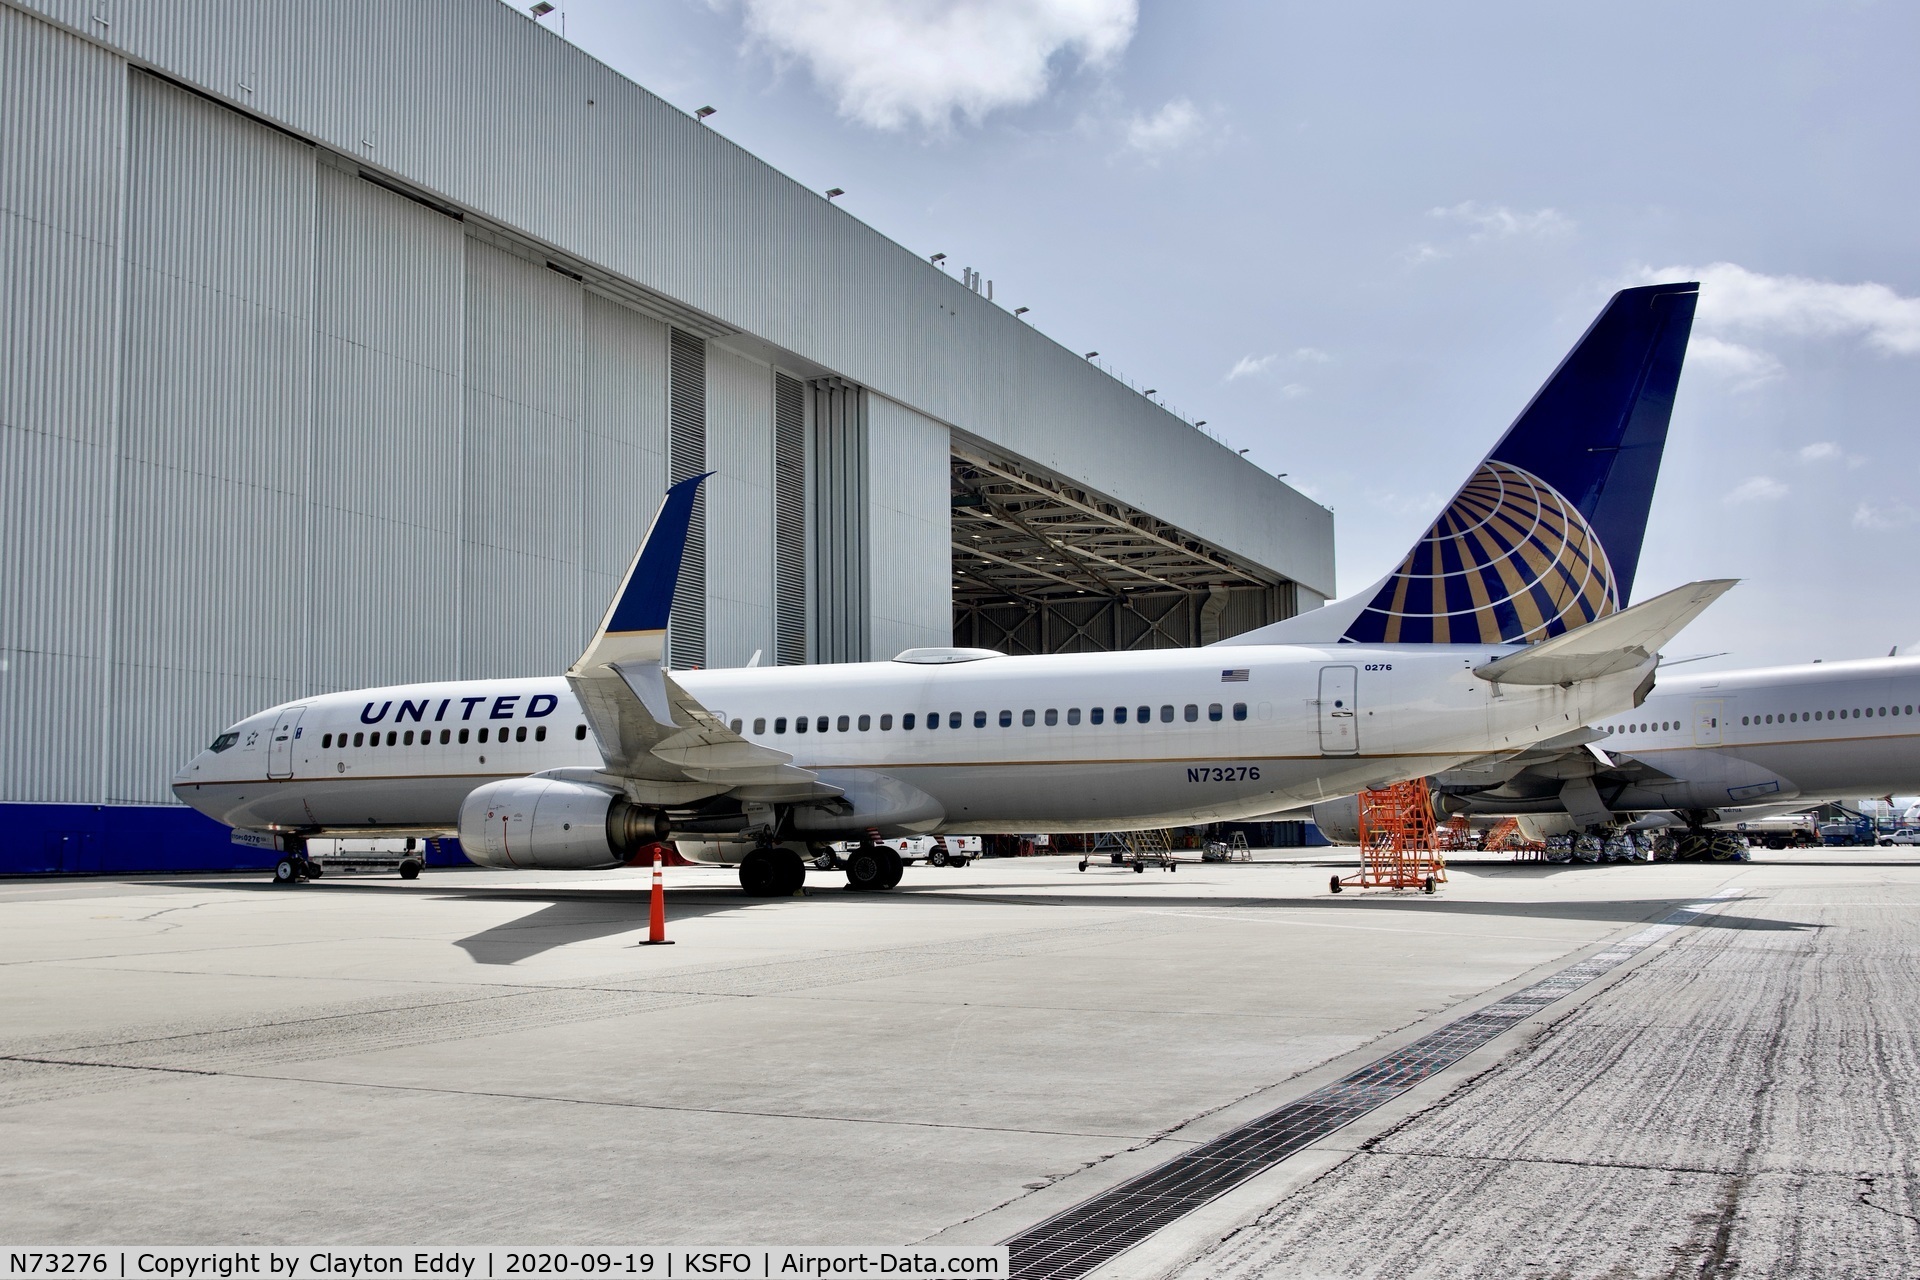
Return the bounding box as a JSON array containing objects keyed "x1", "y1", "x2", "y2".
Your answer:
[
  {"x1": 1309, "y1": 795, "x2": 1362, "y2": 845},
  {"x1": 458, "y1": 777, "x2": 668, "y2": 869}
]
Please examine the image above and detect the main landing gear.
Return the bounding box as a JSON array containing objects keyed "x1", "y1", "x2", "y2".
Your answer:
[
  {"x1": 844, "y1": 841, "x2": 904, "y2": 891},
  {"x1": 739, "y1": 845, "x2": 808, "y2": 897}
]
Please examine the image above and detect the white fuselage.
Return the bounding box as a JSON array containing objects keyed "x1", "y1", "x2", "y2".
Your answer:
[
  {"x1": 172, "y1": 644, "x2": 1645, "y2": 856},
  {"x1": 1584, "y1": 656, "x2": 1920, "y2": 812}
]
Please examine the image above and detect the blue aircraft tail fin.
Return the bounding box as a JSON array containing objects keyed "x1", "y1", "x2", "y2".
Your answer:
[
  {"x1": 1217, "y1": 282, "x2": 1699, "y2": 648},
  {"x1": 570, "y1": 473, "x2": 711, "y2": 674}
]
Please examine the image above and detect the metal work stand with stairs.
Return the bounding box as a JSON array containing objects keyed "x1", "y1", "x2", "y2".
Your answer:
[
  {"x1": 1081, "y1": 828, "x2": 1180, "y2": 873},
  {"x1": 1332, "y1": 780, "x2": 1447, "y2": 894}
]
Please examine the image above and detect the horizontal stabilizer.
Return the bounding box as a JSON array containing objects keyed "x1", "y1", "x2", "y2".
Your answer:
[{"x1": 1474, "y1": 579, "x2": 1736, "y2": 686}]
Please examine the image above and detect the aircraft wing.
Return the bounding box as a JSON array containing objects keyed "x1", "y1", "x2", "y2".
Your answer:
[
  {"x1": 565, "y1": 475, "x2": 831, "y2": 800},
  {"x1": 1474, "y1": 579, "x2": 1738, "y2": 686}
]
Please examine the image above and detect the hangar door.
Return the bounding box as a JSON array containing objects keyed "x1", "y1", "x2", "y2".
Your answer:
[{"x1": 1318, "y1": 667, "x2": 1358, "y2": 755}]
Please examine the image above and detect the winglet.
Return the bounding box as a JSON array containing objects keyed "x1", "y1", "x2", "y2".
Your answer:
[{"x1": 569, "y1": 473, "x2": 711, "y2": 677}]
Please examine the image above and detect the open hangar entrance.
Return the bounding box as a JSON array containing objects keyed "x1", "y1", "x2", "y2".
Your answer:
[{"x1": 950, "y1": 446, "x2": 1301, "y2": 654}]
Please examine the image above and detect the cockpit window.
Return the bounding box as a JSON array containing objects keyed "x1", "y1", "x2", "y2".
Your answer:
[{"x1": 208, "y1": 732, "x2": 240, "y2": 753}]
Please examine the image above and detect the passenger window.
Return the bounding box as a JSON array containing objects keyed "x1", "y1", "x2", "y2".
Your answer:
[
  {"x1": 775, "y1": 717, "x2": 788, "y2": 733},
  {"x1": 1208, "y1": 703, "x2": 1222, "y2": 722},
  {"x1": 516, "y1": 726, "x2": 527, "y2": 742},
  {"x1": 1232, "y1": 702, "x2": 1247, "y2": 721},
  {"x1": 1022, "y1": 709, "x2": 1036, "y2": 727},
  {"x1": 354, "y1": 732, "x2": 365, "y2": 747},
  {"x1": 440, "y1": 729, "x2": 450, "y2": 744},
  {"x1": 927, "y1": 712, "x2": 940, "y2": 731},
  {"x1": 1160, "y1": 705, "x2": 1174, "y2": 723},
  {"x1": 999, "y1": 710, "x2": 1013, "y2": 727},
  {"x1": 387, "y1": 730, "x2": 398, "y2": 745},
  {"x1": 458, "y1": 729, "x2": 469, "y2": 744},
  {"x1": 754, "y1": 718, "x2": 767, "y2": 734},
  {"x1": 1044, "y1": 709, "x2": 1058, "y2": 726},
  {"x1": 1139, "y1": 706, "x2": 1151, "y2": 723},
  {"x1": 403, "y1": 730, "x2": 414, "y2": 745},
  {"x1": 478, "y1": 728, "x2": 488, "y2": 743},
  {"x1": 837, "y1": 715, "x2": 850, "y2": 732},
  {"x1": 730, "y1": 718, "x2": 743, "y2": 733},
  {"x1": 973, "y1": 711, "x2": 986, "y2": 727},
  {"x1": 322, "y1": 733, "x2": 333, "y2": 748},
  {"x1": 857, "y1": 714, "x2": 870, "y2": 731},
  {"x1": 1184, "y1": 704, "x2": 1198, "y2": 722},
  {"x1": 880, "y1": 714, "x2": 892, "y2": 730},
  {"x1": 1090, "y1": 707, "x2": 1104, "y2": 724},
  {"x1": 817, "y1": 716, "x2": 828, "y2": 732},
  {"x1": 574, "y1": 724, "x2": 586, "y2": 740},
  {"x1": 1115, "y1": 706, "x2": 1127, "y2": 724},
  {"x1": 796, "y1": 716, "x2": 808, "y2": 733},
  {"x1": 949, "y1": 711, "x2": 961, "y2": 728},
  {"x1": 535, "y1": 724, "x2": 546, "y2": 742},
  {"x1": 1067, "y1": 708, "x2": 1080, "y2": 725},
  {"x1": 902, "y1": 713, "x2": 916, "y2": 730}
]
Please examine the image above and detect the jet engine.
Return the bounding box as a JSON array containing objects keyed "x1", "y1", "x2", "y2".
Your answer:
[
  {"x1": 1309, "y1": 795, "x2": 1362, "y2": 845},
  {"x1": 458, "y1": 777, "x2": 668, "y2": 869}
]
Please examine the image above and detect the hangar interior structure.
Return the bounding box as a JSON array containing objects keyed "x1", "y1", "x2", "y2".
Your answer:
[{"x1": 0, "y1": 0, "x2": 1334, "y2": 873}]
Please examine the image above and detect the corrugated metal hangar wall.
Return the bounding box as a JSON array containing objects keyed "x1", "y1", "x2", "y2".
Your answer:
[{"x1": 0, "y1": 0, "x2": 1334, "y2": 870}]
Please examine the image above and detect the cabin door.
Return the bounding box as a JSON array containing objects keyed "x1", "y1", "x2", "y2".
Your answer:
[
  {"x1": 1318, "y1": 666, "x2": 1359, "y2": 755},
  {"x1": 267, "y1": 706, "x2": 307, "y2": 779}
]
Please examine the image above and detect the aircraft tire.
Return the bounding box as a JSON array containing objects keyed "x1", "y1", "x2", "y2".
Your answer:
[
  {"x1": 775, "y1": 850, "x2": 806, "y2": 896},
  {"x1": 273, "y1": 857, "x2": 300, "y2": 886},
  {"x1": 302, "y1": 860, "x2": 322, "y2": 880},
  {"x1": 740, "y1": 848, "x2": 786, "y2": 896},
  {"x1": 844, "y1": 849, "x2": 886, "y2": 891},
  {"x1": 398, "y1": 859, "x2": 422, "y2": 880},
  {"x1": 877, "y1": 850, "x2": 905, "y2": 890}
]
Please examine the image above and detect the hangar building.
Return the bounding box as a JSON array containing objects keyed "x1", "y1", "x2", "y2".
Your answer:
[{"x1": 0, "y1": 0, "x2": 1335, "y2": 872}]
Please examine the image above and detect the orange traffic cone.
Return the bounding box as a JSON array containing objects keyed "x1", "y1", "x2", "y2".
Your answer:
[{"x1": 639, "y1": 847, "x2": 674, "y2": 946}]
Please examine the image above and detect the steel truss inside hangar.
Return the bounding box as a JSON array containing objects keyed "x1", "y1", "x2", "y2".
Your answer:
[{"x1": 951, "y1": 446, "x2": 1299, "y2": 654}]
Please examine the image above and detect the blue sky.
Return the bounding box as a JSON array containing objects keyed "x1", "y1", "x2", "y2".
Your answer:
[{"x1": 531, "y1": 0, "x2": 1920, "y2": 668}]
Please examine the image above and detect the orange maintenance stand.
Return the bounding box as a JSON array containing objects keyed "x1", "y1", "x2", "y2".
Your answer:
[{"x1": 1331, "y1": 779, "x2": 1448, "y2": 895}]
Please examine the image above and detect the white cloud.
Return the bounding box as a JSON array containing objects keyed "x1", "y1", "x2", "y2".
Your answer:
[
  {"x1": 736, "y1": 0, "x2": 1137, "y2": 131},
  {"x1": 1428, "y1": 201, "x2": 1575, "y2": 242},
  {"x1": 1643, "y1": 262, "x2": 1920, "y2": 357},
  {"x1": 1227, "y1": 353, "x2": 1278, "y2": 380},
  {"x1": 1280, "y1": 383, "x2": 1307, "y2": 398},
  {"x1": 1800, "y1": 441, "x2": 1866, "y2": 469},
  {"x1": 1687, "y1": 335, "x2": 1783, "y2": 389},
  {"x1": 1123, "y1": 97, "x2": 1203, "y2": 157},
  {"x1": 1725, "y1": 475, "x2": 1789, "y2": 504},
  {"x1": 1854, "y1": 502, "x2": 1920, "y2": 530},
  {"x1": 1291, "y1": 346, "x2": 1332, "y2": 363}
]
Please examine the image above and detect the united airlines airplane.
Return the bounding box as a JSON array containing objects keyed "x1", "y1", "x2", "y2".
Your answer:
[{"x1": 174, "y1": 283, "x2": 1727, "y2": 895}]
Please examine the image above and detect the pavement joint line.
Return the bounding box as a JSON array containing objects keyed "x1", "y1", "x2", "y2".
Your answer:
[
  {"x1": 0, "y1": 1053, "x2": 1166, "y2": 1140},
  {"x1": 998, "y1": 888, "x2": 1748, "y2": 1280}
]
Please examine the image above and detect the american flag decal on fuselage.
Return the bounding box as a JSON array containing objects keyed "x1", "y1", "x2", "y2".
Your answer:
[{"x1": 1341, "y1": 460, "x2": 1617, "y2": 645}]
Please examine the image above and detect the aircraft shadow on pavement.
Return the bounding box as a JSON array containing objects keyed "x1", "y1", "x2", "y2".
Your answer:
[{"x1": 163, "y1": 873, "x2": 1819, "y2": 959}]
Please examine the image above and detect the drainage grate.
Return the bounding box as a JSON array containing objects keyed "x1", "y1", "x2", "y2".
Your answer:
[{"x1": 1003, "y1": 896, "x2": 1735, "y2": 1279}]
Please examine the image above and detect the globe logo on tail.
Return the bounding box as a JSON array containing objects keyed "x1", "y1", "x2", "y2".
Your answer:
[{"x1": 1342, "y1": 460, "x2": 1617, "y2": 645}]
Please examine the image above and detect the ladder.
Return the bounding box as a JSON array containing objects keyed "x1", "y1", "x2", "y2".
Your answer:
[
  {"x1": 1332, "y1": 779, "x2": 1447, "y2": 893},
  {"x1": 1080, "y1": 828, "x2": 1179, "y2": 873}
]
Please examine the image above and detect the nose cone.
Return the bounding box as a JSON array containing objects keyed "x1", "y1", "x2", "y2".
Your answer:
[{"x1": 171, "y1": 752, "x2": 213, "y2": 809}]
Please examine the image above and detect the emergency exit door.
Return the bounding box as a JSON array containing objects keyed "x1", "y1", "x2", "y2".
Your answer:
[
  {"x1": 1693, "y1": 700, "x2": 1724, "y2": 746},
  {"x1": 1319, "y1": 666, "x2": 1359, "y2": 755}
]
